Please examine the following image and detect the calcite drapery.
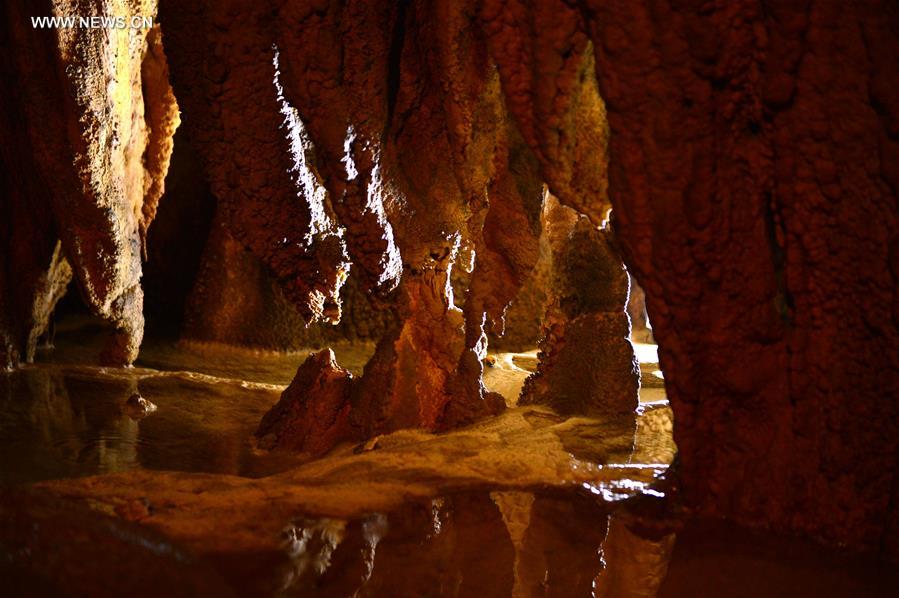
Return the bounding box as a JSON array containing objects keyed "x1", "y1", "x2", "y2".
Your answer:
[{"x1": 0, "y1": 0, "x2": 178, "y2": 366}]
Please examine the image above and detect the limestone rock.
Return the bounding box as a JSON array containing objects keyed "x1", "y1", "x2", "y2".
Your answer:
[
  {"x1": 257, "y1": 350, "x2": 355, "y2": 456},
  {"x1": 123, "y1": 393, "x2": 158, "y2": 421},
  {"x1": 0, "y1": 1, "x2": 179, "y2": 366},
  {"x1": 521, "y1": 197, "x2": 639, "y2": 421}
]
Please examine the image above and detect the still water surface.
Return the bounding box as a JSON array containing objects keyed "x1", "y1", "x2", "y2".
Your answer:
[{"x1": 1, "y1": 330, "x2": 897, "y2": 596}]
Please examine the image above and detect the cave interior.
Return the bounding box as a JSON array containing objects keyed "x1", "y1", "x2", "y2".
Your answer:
[{"x1": 1, "y1": 0, "x2": 899, "y2": 596}]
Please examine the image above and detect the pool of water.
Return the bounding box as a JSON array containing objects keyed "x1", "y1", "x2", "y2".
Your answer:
[
  {"x1": 0, "y1": 321, "x2": 671, "y2": 485},
  {"x1": 3, "y1": 481, "x2": 898, "y2": 598},
  {"x1": 0, "y1": 319, "x2": 379, "y2": 484},
  {"x1": 0, "y1": 363, "x2": 291, "y2": 483},
  {"x1": 1, "y1": 323, "x2": 896, "y2": 596}
]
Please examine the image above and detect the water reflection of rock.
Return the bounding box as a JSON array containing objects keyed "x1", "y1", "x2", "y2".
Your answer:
[
  {"x1": 596, "y1": 515, "x2": 676, "y2": 598},
  {"x1": 0, "y1": 368, "x2": 141, "y2": 480},
  {"x1": 0, "y1": 487, "x2": 234, "y2": 596},
  {"x1": 1, "y1": 365, "x2": 284, "y2": 483},
  {"x1": 267, "y1": 491, "x2": 674, "y2": 598}
]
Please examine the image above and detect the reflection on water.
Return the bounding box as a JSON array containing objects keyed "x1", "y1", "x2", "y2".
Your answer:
[
  {"x1": 224, "y1": 489, "x2": 652, "y2": 598},
  {"x1": 44, "y1": 316, "x2": 376, "y2": 385},
  {"x1": 5, "y1": 479, "x2": 899, "y2": 597},
  {"x1": 2, "y1": 325, "x2": 674, "y2": 485},
  {"x1": 3, "y1": 323, "x2": 896, "y2": 596},
  {"x1": 213, "y1": 489, "x2": 899, "y2": 598},
  {"x1": 0, "y1": 364, "x2": 291, "y2": 484}
]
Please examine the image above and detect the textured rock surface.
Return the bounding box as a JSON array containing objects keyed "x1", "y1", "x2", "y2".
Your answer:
[
  {"x1": 182, "y1": 210, "x2": 395, "y2": 350},
  {"x1": 257, "y1": 349, "x2": 355, "y2": 456},
  {"x1": 584, "y1": 0, "x2": 899, "y2": 553},
  {"x1": 628, "y1": 274, "x2": 655, "y2": 344},
  {"x1": 0, "y1": 0, "x2": 178, "y2": 366},
  {"x1": 521, "y1": 196, "x2": 639, "y2": 421},
  {"x1": 159, "y1": 1, "x2": 353, "y2": 325},
  {"x1": 156, "y1": 0, "x2": 564, "y2": 445}
]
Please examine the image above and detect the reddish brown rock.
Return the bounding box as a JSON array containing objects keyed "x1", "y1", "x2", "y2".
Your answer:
[
  {"x1": 583, "y1": 0, "x2": 899, "y2": 553},
  {"x1": 240, "y1": 0, "x2": 536, "y2": 446},
  {"x1": 183, "y1": 210, "x2": 395, "y2": 350},
  {"x1": 139, "y1": 25, "x2": 180, "y2": 254},
  {"x1": 521, "y1": 196, "x2": 639, "y2": 421},
  {"x1": 0, "y1": 0, "x2": 178, "y2": 366},
  {"x1": 627, "y1": 274, "x2": 655, "y2": 344},
  {"x1": 3, "y1": 0, "x2": 897, "y2": 560},
  {"x1": 257, "y1": 349, "x2": 355, "y2": 456},
  {"x1": 480, "y1": 0, "x2": 611, "y2": 224},
  {"x1": 159, "y1": 0, "x2": 350, "y2": 325}
]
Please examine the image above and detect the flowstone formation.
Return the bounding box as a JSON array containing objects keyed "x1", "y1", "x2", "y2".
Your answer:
[
  {"x1": 520, "y1": 196, "x2": 639, "y2": 422},
  {"x1": 158, "y1": 0, "x2": 614, "y2": 450},
  {"x1": 0, "y1": 0, "x2": 178, "y2": 367}
]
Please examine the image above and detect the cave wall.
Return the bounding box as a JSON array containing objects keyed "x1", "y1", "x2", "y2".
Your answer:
[{"x1": 583, "y1": 0, "x2": 899, "y2": 553}]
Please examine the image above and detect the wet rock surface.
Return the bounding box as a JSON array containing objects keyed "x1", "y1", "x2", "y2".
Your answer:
[
  {"x1": 521, "y1": 197, "x2": 639, "y2": 422},
  {"x1": 3, "y1": 462, "x2": 898, "y2": 597},
  {"x1": 123, "y1": 393, "x2": 158, "y2": 421}
]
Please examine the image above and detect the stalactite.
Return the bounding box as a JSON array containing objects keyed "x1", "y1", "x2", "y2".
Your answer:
[{"x1": 0, "y1": 0, "x2": 178, "y2": 366}]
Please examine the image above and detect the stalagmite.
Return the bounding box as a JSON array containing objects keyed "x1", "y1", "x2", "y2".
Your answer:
[{"x1": 521, "y1": 196, "x2": 639, "y2": 421}]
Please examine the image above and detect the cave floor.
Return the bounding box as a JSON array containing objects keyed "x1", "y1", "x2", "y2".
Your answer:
[{"x1": 1, "y1": 327, "x2": 896, "y2": 596}]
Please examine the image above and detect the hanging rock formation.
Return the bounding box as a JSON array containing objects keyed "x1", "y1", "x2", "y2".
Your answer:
[
  {"x1": 183, "y1": 209, "x2": 396, "y2": 350},
  {"x1": 0, "y1": 0, "x2": 178, "y2": 366},
  {"x1": 160, "y1": 0, "x2": 559, "y2": 448}
]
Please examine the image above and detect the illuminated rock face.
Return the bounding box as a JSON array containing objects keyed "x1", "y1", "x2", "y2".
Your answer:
[
  {"x1": 0, "y1": 0, "x2": 178, "y2": 366},
  {"x1": 159, "y1": 0, "x2": 572, "y2": 441},
  {"x1": 1, "y1": 0, "x2": 898, "y2": 557}
]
